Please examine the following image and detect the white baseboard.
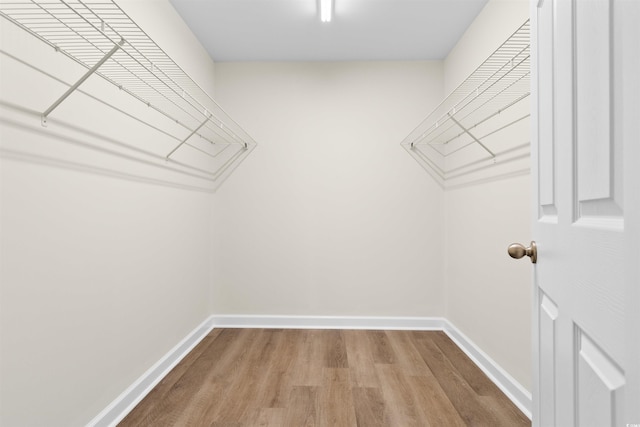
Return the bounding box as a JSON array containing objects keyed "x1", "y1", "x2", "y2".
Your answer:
[
  {"x1": 443, "y1": 320, "x2": 532, "y2": 419},
  {"x1": 210, "y1": 314, "x2": 446, "y2": 330},
  {"x1": 89, "y1": 314, "x2": 532, "y2": 424},
  {"x1": 86, "y1": 316, "x2": 215, "y2": 427}
]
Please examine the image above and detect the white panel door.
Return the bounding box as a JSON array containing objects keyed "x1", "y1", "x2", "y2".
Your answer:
[{"x1": 531, "y1": 0, "x2": 640, "y2": 426}]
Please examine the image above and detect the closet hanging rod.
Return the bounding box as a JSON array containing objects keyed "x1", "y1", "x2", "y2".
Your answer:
[
  {"x1": 400, "y1": 19, "x2": 530, "y2": 186},
  {"x1": 0, "y1": 0, "x2": 257, "y2": 156},
  {"x1": 423, "y1": 86, "x2": 530, "y2": 148},
  {"x1": 401, "y1": 20, "x2": 530, "y2": 148},
  {"x1": 429, "y1": 93, "x2": 530, "y2": 147},
  {"x1": 442, "y1": 113, "x2": 530, "y2": 158},
  {"x1": 412, "y1": 52, "x2": 530, "y2": 147}
]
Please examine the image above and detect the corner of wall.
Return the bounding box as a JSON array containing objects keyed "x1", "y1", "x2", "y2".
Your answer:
[{"x1": 439, "y1": 0, "x2": 532, "y2": 393}]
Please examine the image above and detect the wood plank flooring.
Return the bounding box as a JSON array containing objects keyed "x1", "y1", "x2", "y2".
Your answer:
[{"x1": 119, "y1": 329, "x2": 530, "y2": 427}]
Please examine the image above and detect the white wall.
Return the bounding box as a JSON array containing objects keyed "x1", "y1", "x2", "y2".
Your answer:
[
  {"x1": 0, "y1": 1, "x2": 216, "y2": 425},
  {"x1": 212, "y1": 62, "x2": 446, "y2": 317},
  {"x1": 443, "y1": 0, "x2": 532, "y2": 391}
]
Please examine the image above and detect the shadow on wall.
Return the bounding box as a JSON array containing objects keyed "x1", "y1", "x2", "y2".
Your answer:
[
  {"x1": 0, "y1": 4, "x2": 256, "y2": 193},
  {"x1": 0, "y1": 100, "x2": 252, "y2": 193}
]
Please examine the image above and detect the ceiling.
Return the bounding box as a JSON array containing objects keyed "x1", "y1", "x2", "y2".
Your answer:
[{"x1": 169, "y1": 0, "x2": 490, "y2": 62}]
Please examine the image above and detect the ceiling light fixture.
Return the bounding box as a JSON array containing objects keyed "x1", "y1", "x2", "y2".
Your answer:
[{"x1": 320, "y1": 0, "x2": 333, "y2": 23}]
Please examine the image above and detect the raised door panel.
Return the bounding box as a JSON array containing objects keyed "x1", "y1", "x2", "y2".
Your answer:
[
  {"x1": 574, "y1": 0, "x2": 622, "y2": 224},
  {"x1": 539, "y1": 293, "x2": 558, "y2": 427},
  {"x1": 537, "y1": 0, "x2": 556, "y2": 217},
  {"x1": 576, "y1": 329, "x2": 625, "y2": 427},
  {"x1": 571, "y1": 0, "x2": 625, "y2": 362}
]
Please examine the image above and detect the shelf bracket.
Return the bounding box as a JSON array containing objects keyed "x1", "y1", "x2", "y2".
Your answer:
[
  {"x1": 166, "y1": 116, "x2": 210, "y2": 159},
  {"x1": 42, "y1": 39, "x2": 125, "y2": 126},
  {"x1": 447, "y1": 113, "x2": 495, "y2": 158}
]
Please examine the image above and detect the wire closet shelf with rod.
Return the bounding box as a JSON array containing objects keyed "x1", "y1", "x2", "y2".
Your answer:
[
  {"x1": 0, "y1": 0, "x2": 257, "y2": 189},
  {"x1": 401, "y1": 20, "x2": 530, "y2": 188}
]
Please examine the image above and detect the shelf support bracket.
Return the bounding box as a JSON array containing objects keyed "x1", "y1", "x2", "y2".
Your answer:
[
  {"x1": 448, "y1": 113, "x2": 495, "y2": 158},
  {"x1": 166, "y1": 116, "x2": 210, "y2": 159},
  {"x1": 42, "y1": 39, "x2": 125, "y2": 126}
]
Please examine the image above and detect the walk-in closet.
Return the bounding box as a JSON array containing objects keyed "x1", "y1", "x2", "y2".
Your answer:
[{"x1": 1, "y1": 0, "x2": 534, "y2": 425}]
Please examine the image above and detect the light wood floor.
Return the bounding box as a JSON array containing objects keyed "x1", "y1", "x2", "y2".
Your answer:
[{"x1": 119, "y1": 329, "x2": 530, "y2": 426}]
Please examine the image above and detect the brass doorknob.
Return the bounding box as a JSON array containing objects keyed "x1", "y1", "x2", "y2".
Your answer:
[{"x1": 508, "y1": 241, "x2": 537, "y2": 264}]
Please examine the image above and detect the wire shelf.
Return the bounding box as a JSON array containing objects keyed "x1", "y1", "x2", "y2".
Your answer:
[
  {"x1": 401, "y1": 20, "x2": 530, "y2": 186},
  {"x1": 0, "y1": 0, "x2": 256, "y2": 181}
]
